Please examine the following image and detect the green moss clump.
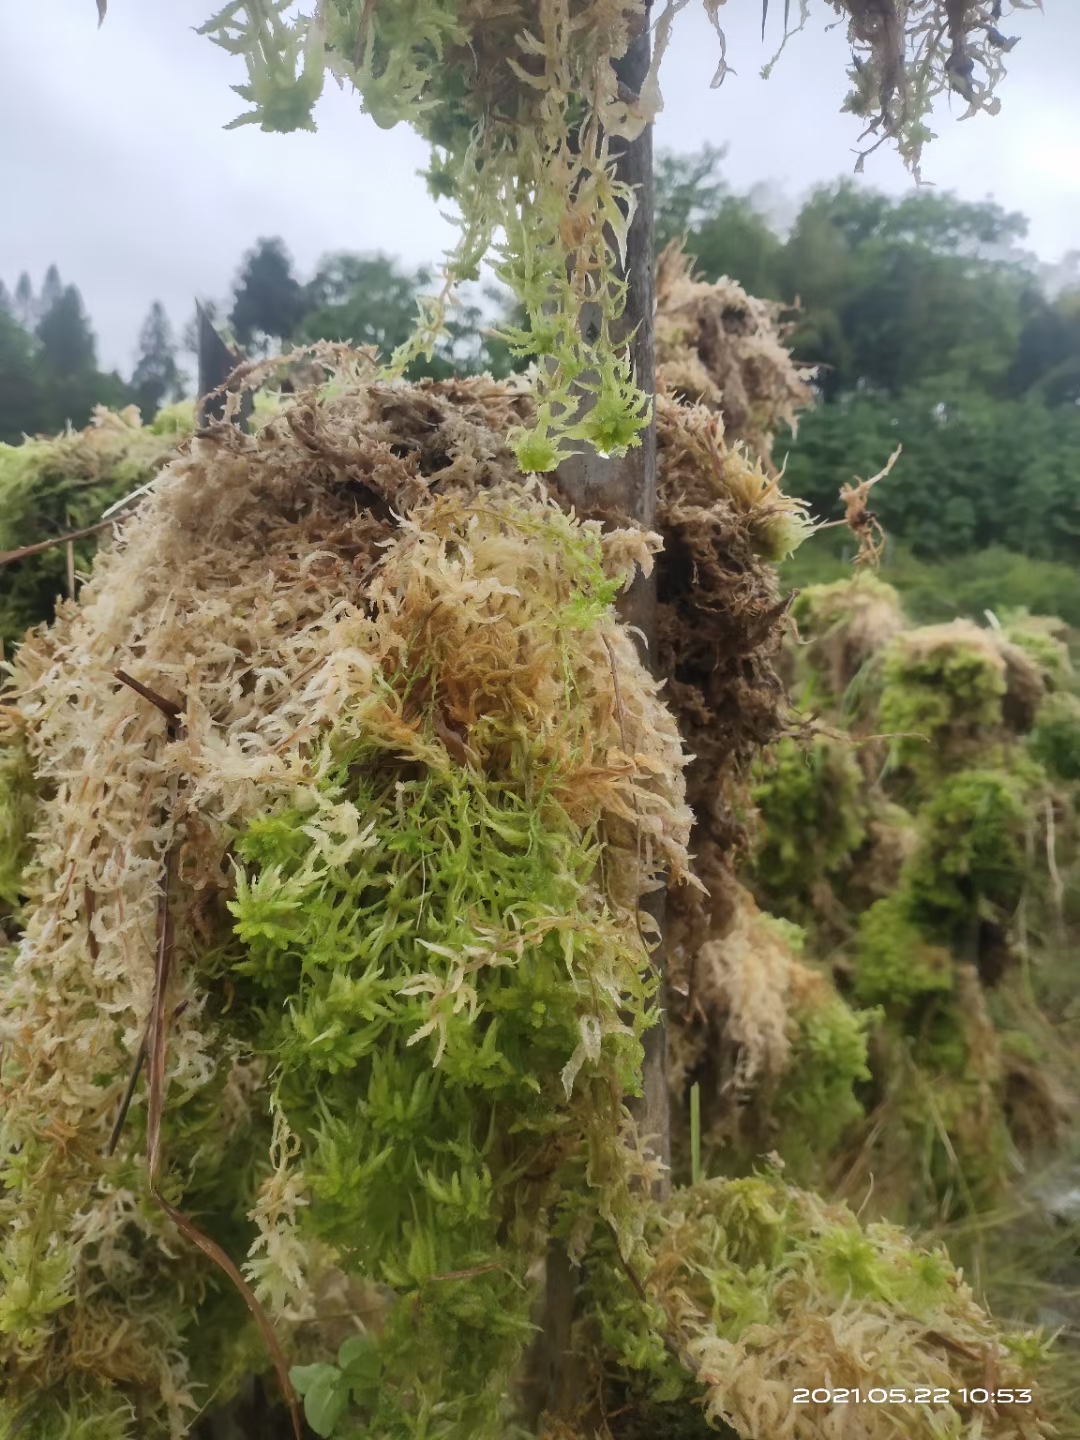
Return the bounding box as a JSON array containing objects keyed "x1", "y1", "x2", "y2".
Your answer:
[
  {"x1": 854, "y1": 894, "x2": 954, "y2": 1011},
  {"x1": 749, "y1": 736, "x2": 867, "y2": 918},
  {"x1": 0, "y1": 407, "x2": 182, "y2": 650},
  {"x1": 1030, "y1": 692, "x2": 1080, "y2": 782},
  {"x1": 1002, "y1": 611, "x2": 1072, "y2": 688},
  {"x1": 146, "y1": 400, "x2": 196, "y2": 437},
  {"x1": 791, "y1": 573, "x2": 905, "y2": 709},
  {"x1": 769, "y1": 978, "x2": 877, "y2": 1183},
  {"x1": 905, "y1": 768, "x2": 1032, "y2": 945},
  {"x1": 0, "y1": 1388, "x2": 136, "y2": 1440},
  {"x1": 225, "y1": 744, "x2": 655, "y2": 1434},
  {"x1": 877, "y1": 624, "x2": 1007, "y2": 785}
]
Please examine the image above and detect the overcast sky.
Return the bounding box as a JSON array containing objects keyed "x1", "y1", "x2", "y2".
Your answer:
[{"x1": 2, "y1": 2, "x2": 1078, "y2": 376}]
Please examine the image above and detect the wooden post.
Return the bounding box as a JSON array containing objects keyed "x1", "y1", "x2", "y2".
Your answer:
[
  {"x1": 557, "y1": 3, "x2": 669, "y2": 1200},
  {"x1": 527, "y1": 6, "x2": 669, "y2": 1432},
  {"x1": 196, "y1": 301, "x2": 254, "y2": 431}
]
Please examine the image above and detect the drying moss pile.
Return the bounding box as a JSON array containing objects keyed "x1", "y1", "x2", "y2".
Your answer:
[
  {"x1": 0, "y1": 346, "x2": 1055, "y2": 1437},
  {"x1": 578, "y1": 1170, "x2": 1053, "y2": 1440},
  {"x1": 0, "y1": 356, "x2": 699, "y2": 1437},
  {"x1": 739, "y1": 575, "x2": 1079, "y2": 1228}
]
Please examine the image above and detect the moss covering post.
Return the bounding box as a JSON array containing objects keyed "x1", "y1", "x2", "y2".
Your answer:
[
  {"x1": 556, "y1": 2, "x2": 666, "y2": 1194},
  {"x1": 532, "y1": 7, "x2": 668, "y2": 1431}
]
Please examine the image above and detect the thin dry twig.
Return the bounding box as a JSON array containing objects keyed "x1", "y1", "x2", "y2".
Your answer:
[
  {"x1": 1045, "y1": 795, "x2": 1066, "y2": 949},
  {"x1": 109, "y1": 667, "x2": 302, "y2": 1439},
  {"x1": 0, "y1": 516, "x2": 121, "y2": 570},
  {"x1": 818, "y1": 444, "x2": 902, "y2": 568}
]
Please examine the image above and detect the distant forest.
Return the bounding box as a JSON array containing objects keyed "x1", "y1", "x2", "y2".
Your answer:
[{"x1": 2, "y1": 146, "x2": 1079, "y2": 578}]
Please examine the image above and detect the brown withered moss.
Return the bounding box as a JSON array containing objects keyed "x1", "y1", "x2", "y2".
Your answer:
[
  {"x1": 655, "y1": 243, "x2": 814, "y2": 471},
  {"x1": 654, "y1": 396, "x2": 812, "y2": 984}
]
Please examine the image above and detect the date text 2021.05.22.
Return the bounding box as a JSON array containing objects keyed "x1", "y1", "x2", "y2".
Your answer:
[{"x1": 793, "y1": 1388, "x2": 1032, "y2": 1406}]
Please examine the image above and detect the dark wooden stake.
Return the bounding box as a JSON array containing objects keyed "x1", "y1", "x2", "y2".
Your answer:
[
  {"x1": 196, "y1": 301, "x2": 254, "y2": 431},
  {"x1": 528, "y1": 8, "x2": 669, "y2": 1432}
]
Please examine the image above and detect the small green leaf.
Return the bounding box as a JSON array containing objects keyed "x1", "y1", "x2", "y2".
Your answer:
[
  {"x1": 338, "y1": 1332, "x2": 380, "y2": 1378},
  {"x1": 304, "y1": 1368, "x2": 349, "y2": 1437},
  {"x1": 290, "y1": 1362, "x2": 340, "y2": 1398}
]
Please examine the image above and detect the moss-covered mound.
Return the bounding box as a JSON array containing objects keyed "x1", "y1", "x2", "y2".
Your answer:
[
  {"x1": 579, "y1": 1171, "x2": 1054, "y2": 1440},
  {"x1": 0, "y1": 360, "x2": 702, "y2": 1438},
  {"x1": 0, "y1": 350, "x2": 1053, "y2": 1439},
  {"x1": 0, "y1": 405, "x2": 192, "y2": 653}
]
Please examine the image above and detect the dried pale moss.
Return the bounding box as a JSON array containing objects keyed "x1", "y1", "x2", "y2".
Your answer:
[
  {"x1": 668, "y1": 887, "x2": 802, "y2": 1105},
  {"x1": 654, "y1": 243, "x2": 814, "y2": 472},
  {"x1": 0, "y1": 357, "x2": 702, "y2": 1438},
  {"x1": 579, "y1": 1169, "x2": 1053, "y2": 1440},
  {"x1": 667, "y1": 887, "x2": 873, "y2": 1193}
]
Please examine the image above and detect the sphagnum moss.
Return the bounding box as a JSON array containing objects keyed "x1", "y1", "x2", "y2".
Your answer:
[
  {"x1": 0, "y1": 360, "x2": 694, "y2": 1439},
  {"x1": 0, "y1": 405, "x2": 188, "y2": 653},
  {"x1": 579, "y1": 1170, "x2": 1054, "y2": 1440}
]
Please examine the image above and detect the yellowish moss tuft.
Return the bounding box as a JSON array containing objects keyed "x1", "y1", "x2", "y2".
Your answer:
[{"x1": 581, "y1": 1169, "x2": 1054, "y2": 1439}]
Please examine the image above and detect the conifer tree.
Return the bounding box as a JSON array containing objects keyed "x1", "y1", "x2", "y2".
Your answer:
[
  {"x1": 35, "y1": 283, "x2": 97, "y2": 378},
  {"x1": 131, "y1": 300, "x2": 186, "y2": 421},
  {"x1": 12, "y1": 271, "x2": 34, "y2": 330},
  {"x1": 230, "y1": 235, "x2": 305, "y2": 352}
]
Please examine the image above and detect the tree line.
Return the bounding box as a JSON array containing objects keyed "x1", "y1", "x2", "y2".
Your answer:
[
  {"x1": 654, "y1": 148, "x2": 1080, "y2": 562},
  {"x1": 0, "y1": 246, "x2": 515, "y2": 450},
  {"x1": 3, "y1": 151, "x2": 1079, "y2": 565}
]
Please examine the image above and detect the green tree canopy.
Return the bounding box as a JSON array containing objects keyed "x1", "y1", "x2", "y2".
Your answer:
[
  {"x1": 230, "y1": 235, "x2": 305, "y2": 350},
  {"x1": 0, "y1": 268, "x2": 130, "y2": 444}
]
